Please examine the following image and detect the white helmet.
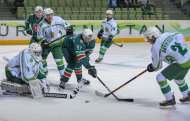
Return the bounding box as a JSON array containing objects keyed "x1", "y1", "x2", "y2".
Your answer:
[
  {"x1": 144, "y1": 27, "x2": 161, "y2": 41},
  {"x1": 106, "y1": 10, "x2": 113, "y2": 15},
  {"x1": 44, "y1": 8, "x2": 54, "y2": 16},
  {"x1": 82, "y1": 28, "x2": 93, "y2": 40},
  {"x1": 29, "y1": 43, "x2": 42, "y2": 62},
  {"x1": 35, "y1": 6, "x2": 43, "y2": 12}
]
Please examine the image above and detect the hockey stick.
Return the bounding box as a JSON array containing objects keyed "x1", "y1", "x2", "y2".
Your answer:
[
  {"x1": 96, "y1": 69, "x2": 147, "y2": 98},
  {"x1": 113, "y1": 42, "x2": 123, "y2": 47},
  {"x1": 96, "y1": 76, "x2": 134, "y2": 102},
  {"x1": 49, "y1": 34, "x2": 66, "y2": 44}
]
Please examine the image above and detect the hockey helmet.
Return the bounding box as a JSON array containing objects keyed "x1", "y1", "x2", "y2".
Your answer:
[
  {"x1": 144, "y1": 27, "x2": 161, "y2": 43},
  {"x1": 35, "y1": 6, "x2": 43, "y2": 12},
  {"x1": 44, "y1": 8, "x2": 54, "y2": 16},
  {"x1": 106, "y1": 10, "x2": 113, "y2": 15},
  {"x1": 82, "y1": 28, "x2": 93, "y2": 43}
]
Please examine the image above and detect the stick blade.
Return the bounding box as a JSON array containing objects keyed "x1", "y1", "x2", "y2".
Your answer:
[
  {"x1": 118, "y1": 98, "x2": 134, "y2": 102},
  {"x1": 95, "y1": 91, "x2": 106, "y2": 97}
]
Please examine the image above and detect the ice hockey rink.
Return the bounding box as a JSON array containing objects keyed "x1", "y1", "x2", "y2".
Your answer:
[{"x1": 0, "y1": 42, "x2": 190, "y2": 121}]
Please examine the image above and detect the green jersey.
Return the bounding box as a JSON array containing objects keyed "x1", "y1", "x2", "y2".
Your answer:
[
  {"x1": 25, "y1": 14, "x2": 44, "y2": 41},
  {"x1": 62, "y1": 34, "x2": 95, "y2": 68}
]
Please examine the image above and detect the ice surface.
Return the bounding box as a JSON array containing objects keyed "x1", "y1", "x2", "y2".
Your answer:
[{"x1": 0, "y1": 43, "x2": 190, "y2": 121}]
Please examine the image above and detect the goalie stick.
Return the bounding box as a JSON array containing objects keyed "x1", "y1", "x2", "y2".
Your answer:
[
  {"x1": 95, "y1": 69, "x2": 147, "y2": 98},
  {"x1": 96, "y1": 76, "x2": 134, "y2": 102}
]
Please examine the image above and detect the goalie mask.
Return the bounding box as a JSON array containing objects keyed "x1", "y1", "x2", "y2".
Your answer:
[
  {"x1": 29, "y1": 43, "x2": 42, "y2": 62},
  {"x1": 144, "y1": 27, "x2": 161, "y2": 44},
  {"x1": 82, "y1": 28, "x2": 93, "y2": 44}
]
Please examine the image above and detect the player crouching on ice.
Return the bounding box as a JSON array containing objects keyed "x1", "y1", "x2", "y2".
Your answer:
[
  {"x1": 145, "y1": 27, "x2": 190, "y2": 109},
  {"x1": 59, "y1": 28, "x2": 97, "y2": 89},
  {"x1": 2, "y1": 43, "x2": 50, "y2": 98}
]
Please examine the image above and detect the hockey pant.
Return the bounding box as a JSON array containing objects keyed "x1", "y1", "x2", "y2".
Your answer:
[{"x1": 156, "y1": 63, "x2": 190, "y2": 100}]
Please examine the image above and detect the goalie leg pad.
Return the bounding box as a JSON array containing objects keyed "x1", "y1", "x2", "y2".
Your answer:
[{"x1": 1, "y1": 80, "x2": 30, "y2": 94}]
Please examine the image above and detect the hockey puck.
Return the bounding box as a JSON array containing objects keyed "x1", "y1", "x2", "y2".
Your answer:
[{"x1": 85, "y1": 100, "x2": 90, "y2": 103}]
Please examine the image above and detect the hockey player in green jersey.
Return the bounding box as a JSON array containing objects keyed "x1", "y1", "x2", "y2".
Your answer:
[
  {"x1": 95, "y1": 10, "x2": 118, "y2": 63},
  {"x1": 2, "y1": 43, "x2": 49, "y2": 98},
  {"x1": 59, "y1": 28, "x2": 97, "y2": 89},
  {"x1": 25, "y1": 6, "x2": 44, "y2": 43},
  {"x1": 145, "y1": 27, "x2": 190, "y2": 109},
  {"x1": 37, "y1": 8, "x2": 70, "y2": 82}
]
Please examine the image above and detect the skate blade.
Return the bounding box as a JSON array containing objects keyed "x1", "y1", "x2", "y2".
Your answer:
[
  {"x1": 159, "y1": 105, "x2": 176, "y2": 110},
  {"x1": 180, "y1": 101, "x2": 190, "y2": 104}
]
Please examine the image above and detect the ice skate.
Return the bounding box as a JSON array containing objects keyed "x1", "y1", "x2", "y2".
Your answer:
[
  {"x1": 95, "y1": 58, "x2": 103, "y2": 63},
  {"x1": 77, "y1": 78, "x2": 90, "y2": 85},
  {"x1": 159, "y1": 97, "x2": 176, "y2": 109},
  {"x1": 179, "y1": 92, "x2": 190, "y2": 103},
  {"x1": 59, "y1": 81, "x2": 66, "y2": 90}
]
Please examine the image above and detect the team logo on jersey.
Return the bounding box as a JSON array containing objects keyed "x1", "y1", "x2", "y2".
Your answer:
[
  {"x1": 29, "y1": 58, "x2": 33, "y2": 63},
  {"x1": 50, "y1": 31, "x2": 55, "y2": 38},
  {"x1": 105, "y1": 27, "x2": 109, "y2": 32},
  {"x1": 33, "y1": 24, "x2": 39, "y2": 32}
]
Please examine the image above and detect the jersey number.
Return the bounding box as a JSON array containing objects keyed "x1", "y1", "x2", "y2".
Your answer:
[
  {"x1": 76, "y1": 45, "x2": 82, "y2": 51},
  {"x1": 171, "y1": 42, "x2": 187, "y2": 56}
]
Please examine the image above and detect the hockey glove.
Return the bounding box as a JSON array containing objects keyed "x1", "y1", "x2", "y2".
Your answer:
[
  {"x1": 41, "y1": 40, "x2": 49, "y2": 48},
  {"x1": 86, "y1": 55, "x2": 90, "y2": 61},
  {"x1": 26, "y1": 28, "x2": 33, "y2": 35},
  {"x1": 147, "y1": 64, "x2": 155, "y2": 72},
  {"x1": 88, "y1": 66, "x2": 97, "y2": 78},
  {"x1": 66, "y1": 26, "x2": 74, "y2": 35},
  {"x1": 97, "y1": 32, "x2": 103, "y2": 39},
  {"x1": 107, "y1": 36, "x2": 113, "y2": 43}
]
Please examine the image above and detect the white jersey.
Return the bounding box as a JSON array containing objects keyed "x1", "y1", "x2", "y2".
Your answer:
[
  {"x1": 151, "y1": 32, "x2": 190, "y2": 70},
  {"x1": 101, "y1": 18, "x2": 118, "y2": 39},
  {"x1": 7, "y1": 49, "x2": 45, "y2": 83},
  {"x1": 37, "y1": 16, "x2": 70, "y2": 43}
]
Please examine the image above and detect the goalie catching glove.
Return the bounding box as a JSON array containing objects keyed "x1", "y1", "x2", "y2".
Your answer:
[{"x1": 88, "y1": 66, "x2": 97, "y2": 78}]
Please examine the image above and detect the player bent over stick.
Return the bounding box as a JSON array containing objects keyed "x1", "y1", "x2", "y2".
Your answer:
[
  {"x1": 59, "y1": 28, "x2": 97, "y2": 89},
  {"x1": 37, "y1": 8, "x2": 70, "y2": 81},
  {"x1": 145, "y1": 27, "x2": 190, "y2": 109},
  {"x1": 1, "y1": 43, "x2": 49, "y2": 98},
  {"x1": 95, "y1": 10, "x2": 118, "y2": 63}
]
